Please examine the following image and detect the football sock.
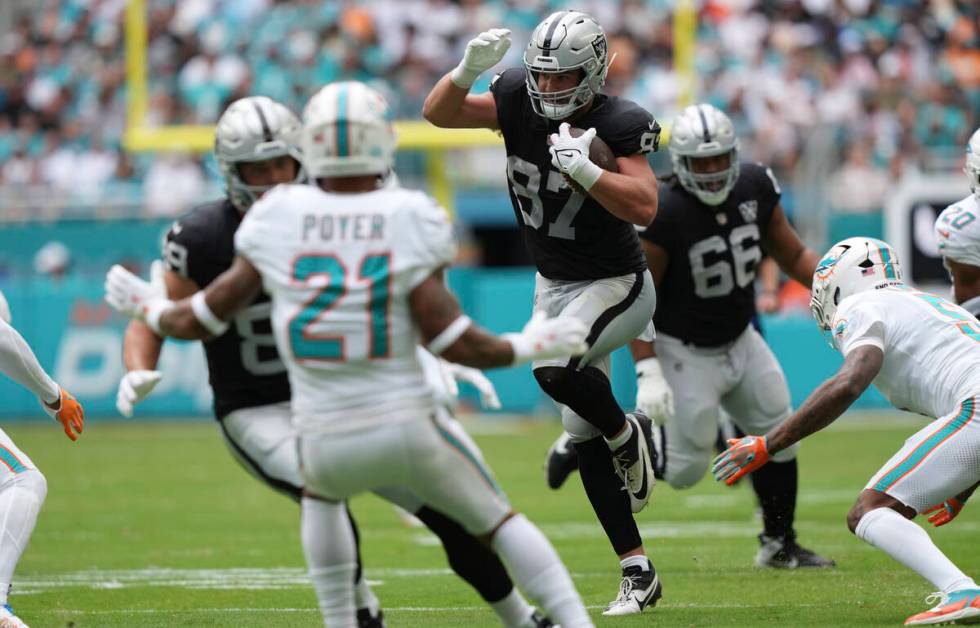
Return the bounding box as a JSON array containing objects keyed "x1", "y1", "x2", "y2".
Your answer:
[
  {"x1": 414, "y1": 505, "x2": 515, "y2": 603},
  {"x1": 301, "y1": 497, "x2": 358, "y2": 628},
  {"x1": 855, "y1": 507, "x2": 978, "y2": 593},
  {"x1": 534, "y1": 366, "x2": 626, "y2": 438},
  {"x1": 0, "y1": 470, "x2": 46, "y2": 606},
  {"x1": 489, "y1": 589, "x2": 537, "y2": 628},
  {"x1": 620, "y1": 554, "x2": 651, "y2": 572},
  {"x1": 605, "y1": 420, "x2": 633, "y2": 450},
  {"x1": 575, "y1": 436, "x2": 641, "y2": 555},
  {"x1": 491, "y1": 514, "x2": 592, "y2": 628},
  {"x1": 751, "y1": 458, "x2": 798, "y2": 539},
  {"x1": 343, "y1": 501, "x2": 379, "y2": 613}
]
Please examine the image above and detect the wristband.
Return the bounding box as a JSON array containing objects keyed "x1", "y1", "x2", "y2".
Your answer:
[
  {"x1": 427, "y1": 315, "x2": 472, "y2": 355},
  {"x1": 569, "y1": 158, "x2": 603, "y2": 191},
  {"x1": 190, "y1": 291, "x2": 230, "y2": 336},
  {"x1": 450, "y1": 64, "x2": 479, "y2": 90},
  {"x1": 144, "y1": 298, "x2": 175, "y2": 336},
  {"x1": 502, "y1": 332, "x2": 535, "y2": 366}
]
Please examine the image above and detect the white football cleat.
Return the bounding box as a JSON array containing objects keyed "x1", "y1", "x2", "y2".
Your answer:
[
  {"x1": 0, "y1": 604, "x2": 29, "y2": 628},
  {"x1": 602, "y1": 559, "x2": 662, "y2": 616}
]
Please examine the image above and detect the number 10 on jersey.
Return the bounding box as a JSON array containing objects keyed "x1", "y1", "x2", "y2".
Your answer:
[{"x1": 289, "y1": 253, "x2": 391, "y2": 360}]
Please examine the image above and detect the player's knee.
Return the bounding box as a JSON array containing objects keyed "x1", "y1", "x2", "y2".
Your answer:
[
  {"x1": 665, "y1": 456, "x2": 710, "y2": 489},
  {"x1": 15, "y1": 469, "x2": 47, "y2": 506},
  {"x1": 534, "y1": 366, "x2": 578, "y2": 404}
]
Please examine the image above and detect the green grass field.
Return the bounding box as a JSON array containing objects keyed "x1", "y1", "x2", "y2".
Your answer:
[{"x1": 5, "y1": 412, "x2": 977, "y2": 627}]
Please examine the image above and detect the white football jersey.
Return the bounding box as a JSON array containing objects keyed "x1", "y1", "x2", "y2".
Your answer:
[
  {"x1": 935, "y1": 193, "x2": 980, "y2": 268},
  {"x1": 236, "y1": 182, "x2": 457, "y2": 433},
  {"x1": 832, "y1": 286, "x2": 980, "y2": 418}
]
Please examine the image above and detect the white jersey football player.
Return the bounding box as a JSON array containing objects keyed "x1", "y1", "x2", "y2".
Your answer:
[
  {"x1": 105, "y1": 81, "x2": 594, "y2": 628},
  {"x1": 0, "y1": 290, "x2": 84, "y2": 628},
  {"x1": 714, "y1": 236, "x2": 980, "y2": 626},
  {"x1": 934, "y1": 126, "x2": 980, "y2": 317}
]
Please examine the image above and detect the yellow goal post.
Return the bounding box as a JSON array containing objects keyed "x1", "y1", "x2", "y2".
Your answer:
[{"x1": 123, "y1": 0, "x2": 695, "y2": 213}]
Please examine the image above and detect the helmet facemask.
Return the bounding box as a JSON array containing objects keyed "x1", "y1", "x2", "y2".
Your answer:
[
  {"x1": 673, "y1": 149, "x2": 740, "y2": 206},
  {"x1": 524, "y1": 11, "x2": 608, "y2": 121}
]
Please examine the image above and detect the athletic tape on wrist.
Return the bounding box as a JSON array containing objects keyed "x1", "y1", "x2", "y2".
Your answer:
[
  {"x1": 427, "y1": 315, "x2": 472, "y2": 355},
  {"x1": 190, "y1": 291, "x2": 230, "y2": 336},
  {"x1": 144, "y1": 299, "x2": 174, "y2": 336}
]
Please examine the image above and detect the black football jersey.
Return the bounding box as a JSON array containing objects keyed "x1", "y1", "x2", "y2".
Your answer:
[
  {"x1": 640, "y1": 162, "x2": 782, "y2": 346},
  {"x1": 490, "y1": 67, "x2": 659, "y2": 280},
  {"x1": 162, "y1": 199, "x2": 290, "y2": 420}
]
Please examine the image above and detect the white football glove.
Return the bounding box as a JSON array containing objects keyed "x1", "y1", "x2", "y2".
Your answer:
[
  {"x1": 548, "y1": 122, "x2": 603, "y2": 191},
  {"x1": 451, "y1": 28, "x2": 511, "y2": 89},
  {"x1": 635, "y1": 357, "x2": 674, "y2": 425},
  {"x1": 504, "y1": 311, "x2": 589, "y2": 365},
  {"x1": 105, "y1": 261, "x2": 172, "y2": 333},
  {"x1": 116, "y1": 370, "x2": 163, "y2": 418},
  {"x1": 439, "y1": 360, "x2": 502, "y2": 410}
]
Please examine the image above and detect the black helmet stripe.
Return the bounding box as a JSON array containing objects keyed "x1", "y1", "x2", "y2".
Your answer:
[
  {"x1": 542, "y1": 11, "x2": 569, "y2": 50},
  {"x1": 697, "y1": 104, "x2": 712, "y2": 142},
  {"x1": 252, "y1": 101, "x2": 273, "y2": 142}
]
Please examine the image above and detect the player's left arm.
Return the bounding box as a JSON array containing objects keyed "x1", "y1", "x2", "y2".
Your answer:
[
  {"x1": 586, "y1": 154, "x2": 659, "y2": 226},
  {"x1": 762, "y1": 203, "x2": 819, "y2": 288},
  {"x1": 713, "y1": 344, "x2": 883, "y2": 484}
]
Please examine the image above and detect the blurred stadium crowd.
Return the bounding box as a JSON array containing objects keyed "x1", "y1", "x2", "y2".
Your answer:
[{"x1": 0, "y1": 0, "x2": 977, "y2": 221}]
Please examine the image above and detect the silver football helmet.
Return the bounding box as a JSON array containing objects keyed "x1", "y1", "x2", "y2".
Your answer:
[
  {"x1": 966, "y1": 126, "x2": 980, "y2": 200},
  {"x1": 214, "y1": 96, "x2": 303, "y2": 212},
  {"x1": 523, "y1": 11, "x2": 608, "y2": 120},
  {"x1": 669, "y1": 104, "x2": 740, "y2": 206}
]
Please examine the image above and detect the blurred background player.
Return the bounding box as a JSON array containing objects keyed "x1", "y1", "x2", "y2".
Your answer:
[
  {"x1": 934, "y1": 127, "x2": 980, "y2": 318},
  {"x1": 118, "y1": 94, "x2": 558, "y2": 628},
  {"x1": 0, "y1": 290, "x2": 84, "y2": 628},
  {"x1": 715, "y1": 236, "x2": 980, "y2": 626},
  {"x1": 423, "y1": 12, "x2": 664, "y2": 615},
  {"x1": 107, "y1": 81, "x2": 593, "y2": 628}
]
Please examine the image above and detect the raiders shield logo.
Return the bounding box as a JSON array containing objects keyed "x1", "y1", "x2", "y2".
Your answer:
[
  {"x1": 591, "y1": 35, "x2": 607, "y2": 64},
  {"x1": 738, "y1": 200, "x2": 758, "y2": 222}
]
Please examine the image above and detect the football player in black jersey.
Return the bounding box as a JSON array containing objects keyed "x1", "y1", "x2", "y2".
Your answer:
[
  {"x1": 118, "y1": 96, "x2": 556, "y2": 628},
  {"x1": 424, "y1": 11, "x2": 664, "y2": 616},
  {"x1": 546, "y1": 104, "x2": 834, "y2": 567},
  {"x1": 633, "y1": 104, "x2": 833, "y2": 567}
]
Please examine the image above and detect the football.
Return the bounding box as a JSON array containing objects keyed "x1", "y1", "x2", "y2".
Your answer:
[{"x1": 550, "y1": 127, "x2": 619, "y2": 194}]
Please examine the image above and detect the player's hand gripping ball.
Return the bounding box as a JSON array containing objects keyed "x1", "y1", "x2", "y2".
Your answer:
[{"x1": 547, "y1": 123, "x2": 619, "y2": 195}]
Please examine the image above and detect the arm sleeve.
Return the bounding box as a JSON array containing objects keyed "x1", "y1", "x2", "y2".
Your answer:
[
  {"x1": 603, "y1": 103, "x2": 660, "y2": 157},
  {"x1": 0, "y1": 317, "x2": 59, "y2": 403},
  {"x1": 396, "y1": 194, "x2": 458, "y2": 289},
  {"x1": 832, "y1": 299, "x2": 886, "y2": 355}
]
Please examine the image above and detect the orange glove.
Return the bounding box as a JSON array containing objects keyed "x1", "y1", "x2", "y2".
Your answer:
[
  {"x1": 44, "y1": 387, "x2": 85, "y2": 441},
  {"x1": 712, "y1": 435, "x2": 770, "y2": 486},
  {"x1": 924, "y1": 497, "x2": 965, "y2": 527}
]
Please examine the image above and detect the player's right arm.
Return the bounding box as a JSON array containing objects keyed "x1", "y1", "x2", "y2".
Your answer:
[
  {"x1": 410, "y1": 270, "x2": 587, "y2": 369},
  {"x1": 421, "y1": 29, "x2": 509, "y2": 129}
]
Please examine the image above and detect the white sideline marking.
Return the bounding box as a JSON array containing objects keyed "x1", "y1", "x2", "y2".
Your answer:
[{"x1": 39, "y1": 601, "x2": 821, "y2": 616}]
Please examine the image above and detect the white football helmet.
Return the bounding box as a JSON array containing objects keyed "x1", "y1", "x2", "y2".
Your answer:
[
  {"x1": 214, "y1": 96, "x2": 303, "y2": 212},
  {"x1": 966, "y1": 126, "x2": 980, "y2": 200},
  {"x1": 669, "y1": 104, "x2": 740, "y2": 206},
  {"x1": 524, "y1": 11, "x2": 608, "y2": 120},
  {"x1": 301, "y1": 81, "x2": 396, "y2": 179},
  {"x1": 810, "y1": 237, "x2": 903, "y2": 332}
]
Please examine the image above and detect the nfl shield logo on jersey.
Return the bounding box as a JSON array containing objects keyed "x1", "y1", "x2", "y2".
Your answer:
[{"x1": 738, "y1": 200, "x2": 758, "y2": 222}]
